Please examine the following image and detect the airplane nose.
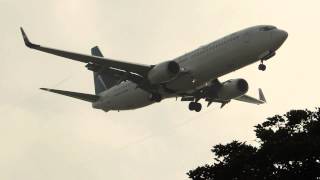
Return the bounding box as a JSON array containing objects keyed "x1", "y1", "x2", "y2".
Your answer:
[
  {"x1": 280, "y1": 29, "x2": 288, "y2": 41},
  {"x1": 272, "y1": 29, "x2": 288, "y2": 48},
  {"x1": 276, "y1": 29, "x2": 288, "y2": 41}
]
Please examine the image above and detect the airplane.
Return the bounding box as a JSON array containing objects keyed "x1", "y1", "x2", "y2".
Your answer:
[{"x1": 20, "y1": 25, "x2": 288, "y2": 112}]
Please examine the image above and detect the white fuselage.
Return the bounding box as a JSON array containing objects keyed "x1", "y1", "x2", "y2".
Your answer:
[{"x1": 92, "y1": 25, "x2": 287, "y2": 111}]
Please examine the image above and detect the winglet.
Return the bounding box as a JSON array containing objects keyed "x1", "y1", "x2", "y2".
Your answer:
[
  {"x1": 20, "y1": 27, "x2": 40, "y2": 48},
  {"x1": 258, "y1": 88, "x2": 266, "y2": 103}
]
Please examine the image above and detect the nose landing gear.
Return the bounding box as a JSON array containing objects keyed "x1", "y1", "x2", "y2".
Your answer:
[
  {"x1": 258, "y1": 62, "x2": 266, "y2": 71},
  {"x1": 258, "y1": 51, "x2": 276, "y2": 71},
  {"x1": 189, "y1": 102, "x2": 202, "y2": 112}
]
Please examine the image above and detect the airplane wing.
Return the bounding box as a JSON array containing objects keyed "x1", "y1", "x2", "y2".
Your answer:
[
  {"x1": 20, "y1": 27, "x2": 152, "y2": 76},
  {"x1": 234, "y1": 88, "x2": 266, "y2": 105}
]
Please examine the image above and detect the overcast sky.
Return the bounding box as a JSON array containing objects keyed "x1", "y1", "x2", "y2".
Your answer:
[{"x1": 1, "y1": 0, "x2": 319, "y2": 179}]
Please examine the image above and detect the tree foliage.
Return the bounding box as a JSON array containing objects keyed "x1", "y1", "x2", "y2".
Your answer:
[{"x1": 188, "y1": 109, "x2": 320, "y2": 180}]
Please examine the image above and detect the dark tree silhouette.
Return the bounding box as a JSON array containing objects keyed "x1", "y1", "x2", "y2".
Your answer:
[{"x1": 188, "y1": 108, "x2": 320, "y2": 180}]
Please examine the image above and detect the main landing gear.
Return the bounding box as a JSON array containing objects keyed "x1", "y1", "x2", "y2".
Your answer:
[{"x1": 189, "y1": 102, "x2": 202, "y2": 112}]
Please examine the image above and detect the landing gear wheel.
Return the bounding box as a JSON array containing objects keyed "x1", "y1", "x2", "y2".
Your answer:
[
  {"x1": 189, "y1": 102, "x2": 196, "y2": 111},
  {"x1": 258, "y1": 63, "x2": 266, "y2": 71},
  {"x1": 189, "y1": 102, "x2": 202, "y2": 112},
  {"x1": 194, "y1": 103, "x2": 202, "y2": 112}
]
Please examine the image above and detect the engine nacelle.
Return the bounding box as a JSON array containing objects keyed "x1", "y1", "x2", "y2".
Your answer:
[
  {"x1": 216, "y1": 79, "x2": 249, "y2": 100},
  {"x1": 148, "y1": 61, "x2": 180, "y2": 84}
]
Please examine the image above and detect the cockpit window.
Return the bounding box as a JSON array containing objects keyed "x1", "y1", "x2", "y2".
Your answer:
[{"x1": 259, "y1": 26, "x2": 276, "y2": 31}]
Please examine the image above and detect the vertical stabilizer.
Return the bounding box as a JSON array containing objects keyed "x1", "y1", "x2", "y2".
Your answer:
[
  {"x1": 91, "y1": 46, "x2": 119, "y2": 94},
  {"x1": 91, "y1": 46, "x2": 104, "y2": 57}
]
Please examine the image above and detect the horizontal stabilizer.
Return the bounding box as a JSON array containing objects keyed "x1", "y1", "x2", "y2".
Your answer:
[{"x1": 40, "y1": 88, "x2": 100, "y2": 102}]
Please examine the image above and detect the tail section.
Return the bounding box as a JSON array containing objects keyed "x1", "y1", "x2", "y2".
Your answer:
[
  {"x1": 91, "y1": 46, "x2": 119, "y2": 94},
  {"x1": 38, "y1": 46, "x2": 119, "y2": 102}
]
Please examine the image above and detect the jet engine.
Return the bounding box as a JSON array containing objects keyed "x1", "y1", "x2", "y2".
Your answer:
[
  {"x1": 148, "y1": 61, "x2": 180, "y2": 84},
  {"x1": 216, "y1": 79, "x2": 249, "y2": 100}
]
